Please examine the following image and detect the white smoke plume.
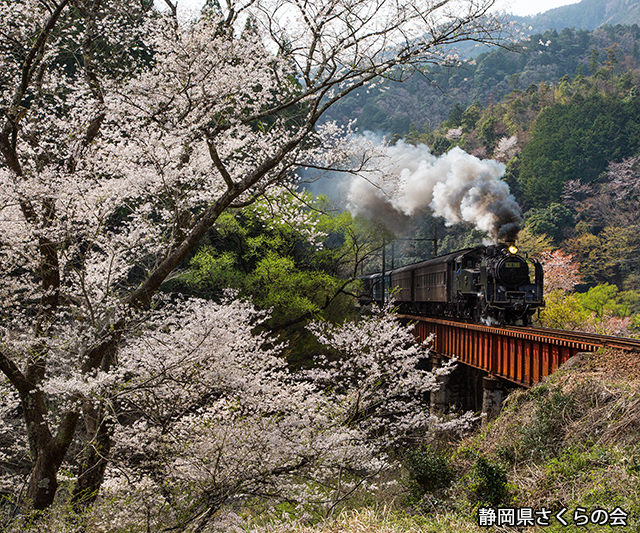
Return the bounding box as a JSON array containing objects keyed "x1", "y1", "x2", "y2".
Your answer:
[{"x1": 347, "y1": 139, "x2": 522, "y2": 242}]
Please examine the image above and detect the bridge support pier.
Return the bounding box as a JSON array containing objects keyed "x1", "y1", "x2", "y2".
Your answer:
[
  {"x1": 430, "y1": 373, "x2": 449, "y2": 414},
  {"x1": 427, "y1": 354, "x2": 509, "y2": 419},
  {"x1": 430, "y1": 356, "x2": 449, "y2": 414},
  {"x1": 481, "y1": 376, "x2": 504, "y2": 426}
]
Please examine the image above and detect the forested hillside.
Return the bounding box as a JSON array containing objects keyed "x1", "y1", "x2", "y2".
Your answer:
[
  {"x1": 396, "y1": 31, "x2": 640, "y2": 337},
  {"x1": 323, "y1": 24, "x2": 640, "y2": 135}
]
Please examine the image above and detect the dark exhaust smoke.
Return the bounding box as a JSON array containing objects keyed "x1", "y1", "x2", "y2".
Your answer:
[{"x1": 347, "y1": 141, "x2": 522, "y2": 242}]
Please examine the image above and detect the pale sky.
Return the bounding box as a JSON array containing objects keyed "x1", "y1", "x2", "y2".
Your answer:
[{"x1": 166, "y1": 0, "x2": 582, "y2": 17}]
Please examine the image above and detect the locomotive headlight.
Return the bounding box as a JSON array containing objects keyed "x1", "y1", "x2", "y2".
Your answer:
[{"x1": 508, "y1": 245, "x2": 519, "y2": 255}]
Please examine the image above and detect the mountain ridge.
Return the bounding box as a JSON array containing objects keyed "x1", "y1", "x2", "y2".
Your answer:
[{"x1": 512, "y1": 0, "x2": 640, "y2": 33}]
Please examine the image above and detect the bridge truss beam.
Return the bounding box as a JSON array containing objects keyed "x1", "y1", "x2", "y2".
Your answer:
[{"x1": 405, "y1": 316, "x2": 607, "y2": 387}]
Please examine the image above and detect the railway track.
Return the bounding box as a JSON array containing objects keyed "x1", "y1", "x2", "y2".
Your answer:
[
  {"x1": 503, "y1": 325, "x2": 640, "y2": 352},
  {"x1": 401, "y1": 315, "x2": 640, "y2": 351}
]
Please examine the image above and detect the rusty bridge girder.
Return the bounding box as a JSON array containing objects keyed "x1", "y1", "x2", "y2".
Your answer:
[{"x1": 404, "y1": 316, "x2": 614, "y2": 388}]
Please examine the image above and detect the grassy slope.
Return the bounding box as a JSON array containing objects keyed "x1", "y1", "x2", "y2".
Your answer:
[{"x1": 462, "y1": 348, "x2": 640, "y2": 531}]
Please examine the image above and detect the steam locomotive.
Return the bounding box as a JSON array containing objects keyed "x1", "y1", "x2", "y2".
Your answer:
[{"x1": 360, "y1": 243, "x2": 544, "y2": 326}]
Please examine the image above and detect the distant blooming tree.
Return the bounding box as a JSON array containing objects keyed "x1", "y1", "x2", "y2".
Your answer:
[
  {"x1": 493, "y1": 135, "x2": 518, "y2": 162},
  {"x1": 536, "y1": 254, "x2": 639, "y2": 338},
  {"x1": 538, "y1": 249, "x2": 582, "y2": 294},
  {"x1": 564, "y1": 156, "x2": 640, "y2": 228},
  {"x1": 535, "y1": 250, "x2": 583, "y2": 330},
  {"x1": 0, "y1": 0, "x2": 507, "y2": 517}
]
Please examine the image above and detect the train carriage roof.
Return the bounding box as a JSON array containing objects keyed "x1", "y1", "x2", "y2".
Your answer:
[{"x1": 389, "y1": 245, "x2": 485, "y2": 275}]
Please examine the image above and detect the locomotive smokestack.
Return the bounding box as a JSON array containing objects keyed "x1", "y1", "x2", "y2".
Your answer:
[{"x1": 347, "y1": 141, "x2": 522, "y2": 242}]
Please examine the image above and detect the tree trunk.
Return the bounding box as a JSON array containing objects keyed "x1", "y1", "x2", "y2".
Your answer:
[
  {"x1": 26, "y1": 448, "x2": 63, "y2": 511},
  {"x1": 22, "y1": 404, "x2": 80, "y2": 510},
  {"x1": 71, "y1": 403, "x2": 112, "y2": 510}
]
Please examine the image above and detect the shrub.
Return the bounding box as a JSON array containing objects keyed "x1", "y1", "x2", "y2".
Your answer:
[
  {"x1": 469, "y1": 457, "x2": 508, "y2": 506},
  {"x1": 404, "y1": 446, "x2": 453, "y2": 496},
  {"x1": 519, "y1": 387, "x2": 576, "y2": 461}
]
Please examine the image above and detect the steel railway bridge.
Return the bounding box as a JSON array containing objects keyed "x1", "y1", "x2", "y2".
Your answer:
[{"x1": 400, "y1": 315, "x2": 640, "y2": 418}]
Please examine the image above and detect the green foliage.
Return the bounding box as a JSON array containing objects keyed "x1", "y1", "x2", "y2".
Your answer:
[
  {"x1": 515, "y1": 227, "x2": 555, "y2": 257},
  {"x1": 187, "y1": 247, "x2": 244, "y2": 293},
  {"x1": 523, "y1": 203, "x2": 573, "y2": 244},
  {"x1": 576, "y1": 283, "x2": 640, "y2": 318},
  {"x1": 544, "y1": 445, "x2": 614, "y2": 482},
  {"x1": 518, "y1": 386, "x2": 576, "y2": 461},
  {"x1": 446, "y1": 102, "x2": 465, "y2": 128},
  {"x1": 404, "y1": 446, "x2": 453, "y2": 498},
  {"x1": 461, "y1": 102, "x2": 484, "y2": 133},
  {"x1": 576, "y1": 283, "x2": 624, "y2": 318},
  {"x1": 519, "y1": 92, "x2": 640, "y2": 206},
  {"x1": 469, "y1": 457, "x2": 508, "y2": 507},
  {"x1": 476, "y1": 115, "x2": 497, "y2": 149},
  {"x1": 537, "y1": 290, "x2": 590, "y2": 330},
  {"x1": 249, "y1": 253, "x2": 342, "y2": 323},
  {"x1": 565, "y1": 226, "x2": 637, "y2": 286},
  {"x1": 171, "y1": 193, "x2": 391, "y2": 354},
  {"x1": 431, "y1": 135, "x2": 453, "y2": 156},
  {"x1": 537, "y1": 283, "x2": 640, "y2": 336},
  {"x1": 501, "y1": 155, "x2": 523, "y2": 199}
]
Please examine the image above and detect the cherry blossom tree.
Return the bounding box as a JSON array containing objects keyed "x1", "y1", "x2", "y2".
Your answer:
[
  {"x1": 0, "y1": 0, "x2": 506, "y2": 513},
  {"x1": 538, "y1": 250, "x2": 582, "y2": 294},
  {"x1": 493, "y1": 135, "x2": 518, "y2": 162},
  {"x1": 564, "y1": 156, "x2": 640, "y2": 228},
  {"x1": 4, "y1": 296, "x2": 467, "y2": 531},
  {"x1": 95, "y1": 300, "x2": 466, "y2": 531}
]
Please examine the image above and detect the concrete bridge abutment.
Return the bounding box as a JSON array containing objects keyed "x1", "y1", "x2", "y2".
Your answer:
[
  {"x1": 428, "y1": 355, "x2": 510, "y2": 421},
  {"x1": 481, "y1": 375, "x2": 505, "y2": 426}
]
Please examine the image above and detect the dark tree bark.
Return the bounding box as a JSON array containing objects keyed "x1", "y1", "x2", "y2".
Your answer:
[{"x1": 71, "y1": 403, "x2": 112, "y2": 509}]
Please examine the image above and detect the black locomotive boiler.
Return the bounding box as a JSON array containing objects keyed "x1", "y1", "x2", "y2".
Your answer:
[{"x1": 360, "y1": 243, "x2": 544, "y2": 326}]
